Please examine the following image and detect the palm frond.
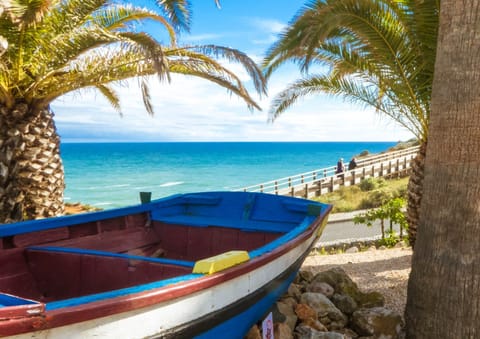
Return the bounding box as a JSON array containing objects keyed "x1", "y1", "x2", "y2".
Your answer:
[
  {"x1": 1, "y1": 0, "x2": 263, "y2": 116},
  {"x1": 154, "y1": 0, "x2": 191, "y2": 32},
  {"x1": 178, "y1": 45, "x2": 267, "y2": 96},
  {"x1": 92, "y1": 5, "x2": 177, "y2": 46},
  {"x1": 36, "y1": 44, "x2": 263, "y2": 112},
  {"x1": 263, "y1": 0, "x2": 438, "y2": 141},
  {"x1": 140, "y1": 78, "x2": 154, "y2": 116},
  {"x1": 270, "y1": 73, "x2": 424, "y2": 138},
  {"x1": 118, "y1": 31, "x2": 170, "y2": 82},
  {"x1": 95, "y1": 83, "x2": 122, "y2": 115}
]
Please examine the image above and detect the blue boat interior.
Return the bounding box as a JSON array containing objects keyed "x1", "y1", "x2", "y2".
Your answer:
[{"x1": 0, "y1": 192, "x2": 329, "y2": 313}]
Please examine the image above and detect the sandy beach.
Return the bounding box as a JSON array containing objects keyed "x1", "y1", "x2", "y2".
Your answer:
[{"x1": 302, "y1": 247, "x2": 413, "y2": 316}]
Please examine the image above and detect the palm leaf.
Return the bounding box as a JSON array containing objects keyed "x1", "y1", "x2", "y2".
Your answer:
[
  {"x1": 263, "y1": 0, "x2": 438, "y2": 142},
  {"x1": 95, "y1": 83, "x2": 122, "y2": 115}
]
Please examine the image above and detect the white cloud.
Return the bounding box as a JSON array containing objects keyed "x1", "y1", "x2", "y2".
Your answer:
[
  {"x1": 179, "y1": 33, "x2": 225, "y2": 43},
  {"x1": 247, "y1": 18, "x2": 287, "y2": 34},
  {"x1": 47, "y1": 1, "x2": 415, "y2": 143},
  {"x1": 52, "y1": 58, "x2": 413, "y2": 143}
]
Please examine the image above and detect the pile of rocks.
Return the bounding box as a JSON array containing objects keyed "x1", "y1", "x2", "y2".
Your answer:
[{"x1": 246, "y1": 267, "x2": 404, "y2": 339}]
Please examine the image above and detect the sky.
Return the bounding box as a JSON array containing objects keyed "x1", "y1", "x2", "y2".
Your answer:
[{"x1": 52, "y1": 0, "x2": 414, "y2": 143}]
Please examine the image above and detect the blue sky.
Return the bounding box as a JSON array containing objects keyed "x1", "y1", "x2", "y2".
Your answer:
[{"x1": 52, "y1": 0, "x2": 414, "y2": 143}]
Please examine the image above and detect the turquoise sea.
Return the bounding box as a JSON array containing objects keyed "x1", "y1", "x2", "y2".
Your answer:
[{"x1": 61, "y1": 142, "x2": 396, "y2": 209}]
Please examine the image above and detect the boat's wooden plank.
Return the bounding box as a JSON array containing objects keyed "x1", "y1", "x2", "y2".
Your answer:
[
  {"x1": 186, "y1": 227, "x2": 214, "y2": 260},
  {"x1": 211, "y1": 227, "x2": 240, "y2": 254},
  {"x1": 13, "y1": 227, "x2": 69, "y2": 247},
  {"x1": 155, "y1": 223, "x2": 189, "y2": 260},
  {"x1": 68, "y1": 222, "x2": 98, "y2": 238},
  {"x1": 95, "y1": 217, "x2": 126, "y2": 232},
  {"x1": 0, "y1": 250, "x2": 42, "y2": 299},
  {"x1": 0, "y1": 272, "x2": 42, "y2": 301},
  {"x1": 43, "y1": 227, "x2": 159, "y2": 253},
  {"x1": 27, "y1": 250, "x2": 82, "y2": 300},
  {"x1": 0, "y1": 249, "x2": 26, "y2": 275},
  {"x1": 238, "y1": 232, "x2": 269, "y2": 251}
]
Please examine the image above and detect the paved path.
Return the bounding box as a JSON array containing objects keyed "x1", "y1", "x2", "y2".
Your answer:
[{"x1": 317, "y1": 210, "x2": 401, "y2": 246}]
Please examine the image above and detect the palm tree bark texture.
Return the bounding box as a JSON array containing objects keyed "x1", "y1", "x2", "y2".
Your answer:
[
  {"x1": 0, "y1": 103, "x2": 64, "y2": 223},
  {"x1": 406, "y1": 142, "x2": 426, "y2": 249},
  {"x1": 405, "y1": 0, "x2": 480, "y2": 337}
]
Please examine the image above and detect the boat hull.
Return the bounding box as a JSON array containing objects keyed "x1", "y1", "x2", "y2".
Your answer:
[{"x1": 0, "y1": 191, "x2": 331, "y2": 338}]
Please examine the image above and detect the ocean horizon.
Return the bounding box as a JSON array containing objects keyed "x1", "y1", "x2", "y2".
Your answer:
[{"x1": 61, "y1": 141, "x2": 397, "y2": 208}]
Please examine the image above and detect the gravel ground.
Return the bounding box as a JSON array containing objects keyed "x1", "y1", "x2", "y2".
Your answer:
[{"x1": 302, "y1": 247, "x2": 412, "y2": 316}]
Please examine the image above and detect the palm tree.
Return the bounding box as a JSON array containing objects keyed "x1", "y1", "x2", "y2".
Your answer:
[
  {"x1": 0, "y1": 0, "x2": 266, "y2": 223},
  {"x1": 405, "y1": 0, "x2": 480, "y2": 336},
  {"x1": 262, "y1": 0, "x2": 439, "y2": 247}
]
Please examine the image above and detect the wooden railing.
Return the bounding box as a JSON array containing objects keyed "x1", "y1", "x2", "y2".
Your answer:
[{"x1": 238, "y1": 146, "x2": 419, "y2": 199}]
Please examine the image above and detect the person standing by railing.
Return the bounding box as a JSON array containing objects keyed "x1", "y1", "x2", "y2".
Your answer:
[
  {"x1": 348, "y1": 157, "x2": 358, "y2": 170},
  {"x1": 336, "y1": 158, "x2": 345, "y2": 184},
  {"x1": 336, "y1": 158, "x2": 345, "y2": 174}
]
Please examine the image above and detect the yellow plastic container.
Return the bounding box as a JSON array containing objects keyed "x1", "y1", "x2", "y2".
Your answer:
[{"x1": 193, "y1": 250, "x2": 250, "y2": 274}]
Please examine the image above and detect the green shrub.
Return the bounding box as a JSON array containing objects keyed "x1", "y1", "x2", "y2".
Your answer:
[
  {"x1": 359, "y1": 177, "x2": 378, "y2": 191},
  {"x1": 396, "y1": 186, "x2": 408, "y2": 199},
  {"x1": 378, "y1": 230, "x2": 400, "y2": 247},
  {"x1": 354, "y1": 197, "x2": 408, "y2": 241},
  {"x1": 376, "y1": 177, "x2": 387, "y2": 187}
]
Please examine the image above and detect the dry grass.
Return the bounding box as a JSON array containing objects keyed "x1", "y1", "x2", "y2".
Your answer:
[{"x1": 313, "y1": 177, "x2": 409, "y2": 213}]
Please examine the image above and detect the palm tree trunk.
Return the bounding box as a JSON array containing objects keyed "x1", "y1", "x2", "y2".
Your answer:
[
  {"x1": 406, "y1": 141, "x2": 426, "y2": 248},
  {"x1": 405, "y1": 0, "x2": 480, "y2": 336},
  {"x1": 0, "y1": 103, "x2": 65, "y2": 223}
]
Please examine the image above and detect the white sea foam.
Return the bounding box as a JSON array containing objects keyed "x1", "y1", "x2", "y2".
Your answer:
[
  {"x1": 86, "y1": 184, "x2": 130, "y2": 190},
  {"x1": 93, "y1": 202, "x2": 114, "y2": 206},
  {"x1": 159, "y1": 181, "x2": 184, "y2": 187}
]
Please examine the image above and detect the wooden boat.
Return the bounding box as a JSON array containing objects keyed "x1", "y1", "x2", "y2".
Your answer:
[{"x1": 0, "y1": 191, "x2": 331, "y2": 338}]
